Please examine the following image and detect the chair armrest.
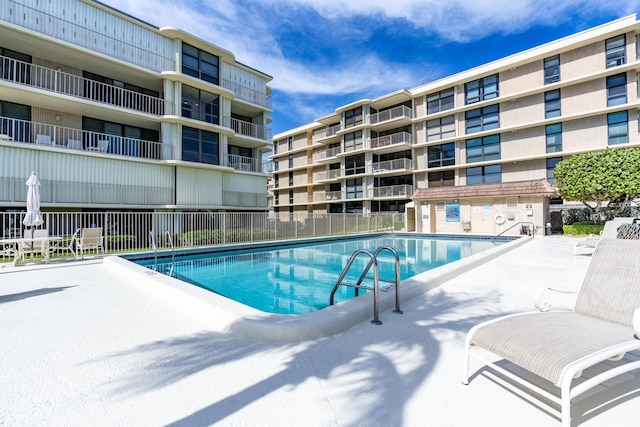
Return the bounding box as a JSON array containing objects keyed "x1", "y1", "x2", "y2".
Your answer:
[
  {"x1": 634, "y1": 307, "x2": 640, "y2": 338},
  {"x1": 534, "y1": 287, "x2": 579, "y2": 312}
]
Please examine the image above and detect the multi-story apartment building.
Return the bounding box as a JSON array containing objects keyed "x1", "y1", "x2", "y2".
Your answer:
[
  {"x1": 269, "y1": 15, "x2": 640, "y2": 234},
  {"x1": 0, "y1": 0, "x2": 272, "y2": 214}
]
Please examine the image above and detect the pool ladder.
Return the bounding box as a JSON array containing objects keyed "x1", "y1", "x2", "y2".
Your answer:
[
  {"x1": 329, "y1": 245, "x2": 403, "y2": 325},
  {"x1": 149, "y1": 230, "x2": 175, "y2": 274}
]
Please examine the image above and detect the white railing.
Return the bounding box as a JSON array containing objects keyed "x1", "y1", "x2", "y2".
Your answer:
[
  {"x1": 313, "y1": 146, "x2": 342, "y2": 162},
  {"x1": 373, "y1": 184, "x2": 414, "y2": 198},
  {"x1": 370, "y1": 131, "x2": 413, "y2": 149},
  {"x1": 0, "y1": 116, "x2": 168, "y2": 160},
  {"x1": 0, "y1": 55, "x2": 165, "y2": 115},
  {"x1": 227, "y1": 117, "x2": 270, "y2": 140},
  {"x1": 221, "y1": 79, "x2": 272, "y2": 109},
  {"x1": 313, "y1": 169, "x2": 343, "y2": 181},
  {"x1": 227, "y1": 154, "x2": 262, "y2": 172},
  {"x1": 312, "y1": 124, "x2": 341, "y2": 141},
  {"x1": 370, "y1": 105, "x2": 413, "y2": 125},
  {"x1": 2, "y1": 0, "x2": 175, "y2": 73},
  {"x1": 0, "y1": 211, "x2": 399, "y2": 259},
  {"x1": 373, "y1": 158, "x2": 414, "y2": 173}
]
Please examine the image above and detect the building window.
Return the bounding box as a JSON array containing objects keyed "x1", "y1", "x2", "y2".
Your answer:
[
  {"x1": 606, "y1": 35, "x2": 626, "y2": 68},
  {"x1": 427, "y1": 88, "x2": 454, "y2": 114},
  {"x1": 288, "y1": 136, "x2": 293, "y2": 151},
  {"x1": 428, "y1": 170, "x2": 454, "y2": 187},
  {"x1": 546, "y1": 157, "x2": 562, "y2": 184},
  {"x1": 344, "y1": 107, "x2": 363, "y2": 128},
  {"x1": 345, "y1": 154, "x2": 365, "y2": 175},
  {"x1": 467, "y1": 165, "x2": 501, "y2": 184},
  {"x1": 182, "y1": 127, "x2": 219, "y2": 165},
  {"x1": 545, "y1": 89, "x2": 561, "y2": 119},
  {"x1": 427, "y1": 143, "x2": 455, "y2": 168},
  {"x1": 344, "y1": 131, "x2": 363, "y2": 152},
  {"x1": 465, "y1": 74, "x2": 498, "y2": 104},
  {"x1": 608, "y1": 111, "x2": 628, "y2": 145},
  {"x1": 345, "y1": 178, "x2": 363, "y2": 199},
  {"x1": 546, "y1": 123, "x2": 562, "y2": 153},
  {"x1": 288, "y1": 154, "x2": 293, "y2": 168},
  {"x1": 607, "y1": 73, "x2": 627, "y2": 107},
  {"x1": 466, "y1": 135, "x2": 500, "y2": 163},
  {"x1": 465, "y1": 105, "x2": 499, "y2": 134},
  {"x1": 544, "y1": 55, "x2": 560, "y2": 84},
  {"x1": 182, "y1": 85, "x2": 219, "y2": 124},
  {"x1": 289, "y1": 190, "x2": 294, "y2": 204},
  {"x1": 426, "y1": 115, "x2": 455, "y2": 141},
  {"x1": 82, "y1": 117, "x2": 158, "y2": 157},
  {"x1": 274, "y1": 193, "x2": 279, "y2": 205},
  {"x1": 0, "y1": 100, "x2": 31, "y2": 142},
  {"x1": 288, "y1": 172, "x2": 294, "y2": 187},
  {"x1": 182, "y1": 43, "x2": 219, "y2": 84},
  {"x1": 274, "y1": 175, "x2": 279, "y2": 189}
]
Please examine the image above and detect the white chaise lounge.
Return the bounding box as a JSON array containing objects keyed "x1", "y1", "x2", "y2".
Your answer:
[{"x1": 462, "y1": 238, "x2": 640, "y2": 426}]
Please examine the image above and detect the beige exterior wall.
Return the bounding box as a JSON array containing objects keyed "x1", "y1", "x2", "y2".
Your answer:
[
  {"x1": 499, "y1": 93, "x2": 544, "y2": 128},
  {"x1": 500, "y1": 127, "x2": 546, "y2": 159},
  {"x1": 500, "y1": 61, "x2": 542, "y2": 96},
  {"x1": 562, "y1": 79, "x2": 605, "y2": 115},
  {"x1": 562, "y1": 40, "x2": 604, "y2": 80}
]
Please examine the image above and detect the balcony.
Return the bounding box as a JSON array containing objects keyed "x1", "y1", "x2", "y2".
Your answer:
[
  {"x1": 227, "y1": 117, "x2": 271, "y2": 141},
  {"x1": 313, "y1": 169, "x2": 342, "y2": 182},
  {"x1": 370, "y1": 131, "x2": 413, "y2": 153},
  {"x1": 0, "y1": 55, "x2": 165, "y2": 115},
  {"x1": 221, "y1": 79, "x2": 272, "y2": 110},
  {"x1": 373, "y1": 184, "x2": 413, "y2": 198},
  {"x1": 2, "y1": 0, "x2": 175, "y2": 73},
  {"x1": 369, "y1": 105, "x2": 413, "y2": 131},
  {"x1": 312, "y1": 146, "x2": 342, "y2": 163},
  {"x1": 372, "y1": 158, "x2": 414, "y2": 174},
  {"x1": 314, "y1": 191, "x2": 342, "y2": 202},
  {"x1": 312, "y1": 124, "x2": 341, "y2": 142},
  {"x1": 226, "y1": 154, "x2": 263, "y2": 173},
  {"x1": 0, "y1": 116, "x2": 168, "y2": 160}
]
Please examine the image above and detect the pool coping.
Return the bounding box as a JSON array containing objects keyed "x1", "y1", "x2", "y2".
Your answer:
[{"x1": 105, "y1": 234, "x2": 530, "y2": 343}]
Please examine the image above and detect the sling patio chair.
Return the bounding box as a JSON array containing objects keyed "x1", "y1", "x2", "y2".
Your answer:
[
  {"x1": 76, "y1": 227, "x2": 105, "y2": 259},
  {"x1": 462, "y1": 238, "x2": 640, "y2": 427}
]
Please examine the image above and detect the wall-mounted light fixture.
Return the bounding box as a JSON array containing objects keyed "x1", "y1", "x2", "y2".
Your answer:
[
  {"x1": 55, "y1": 114, "x2": 61, "y2": 122},
  {"x1": 453, "y1": 198, "x2": 459, "y2": 203}
]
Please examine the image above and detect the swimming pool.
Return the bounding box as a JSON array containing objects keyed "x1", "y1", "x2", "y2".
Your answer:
[
  {"x1": 131, "y1": 234, "x2": 504, "y2": 314},
  {"x1": 109, "y1": 233, "x2": 526, "y2": 342}
]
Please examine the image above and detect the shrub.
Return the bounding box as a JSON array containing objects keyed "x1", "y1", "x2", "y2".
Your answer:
[{"x1": 562, "y1": 221, "x2": 604, "y2": 236}]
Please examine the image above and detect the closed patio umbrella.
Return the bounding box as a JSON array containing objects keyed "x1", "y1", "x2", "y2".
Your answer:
[{"x1": 22, "y1": 171, "x2": 44, "y2": 239}]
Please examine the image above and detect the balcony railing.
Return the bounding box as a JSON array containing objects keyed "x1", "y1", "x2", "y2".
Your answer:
[
  {"x1": 370, "y1": 131, "x2": 413, "y2": 150},
  {"x1": 226, "y1": 154, "x2": 263, "y2": 173},
  {"x1": 221, "y1": 79, "x2": 272, "y2": 109},
  {"x1": 312, "y1": 146, "x2": 342, "y2": 162},
  {"x1": 312, "y1": 124, "x2": 341, "y2": 141},
  {"x1": 227, "y1": 117, "x2": 270, "y2": 141},
  {"x1": 370, "y1": 105, "x2": 413, "y2": 125},
  {"x1": 0, "y1": 55, "x2": 165, "y2": 115},
  {"x1": 313, "y1": 169, "x2": 342, "y2": 182},
  {"x1": 373, "y1": 184, "x2": 413, "y2": 198},
  {"x1": 373, "y1": 158, "x2": 414, "y2": 173},
  {"x1": 0, "y1": 116, "x2": 169, "y2": 160}
]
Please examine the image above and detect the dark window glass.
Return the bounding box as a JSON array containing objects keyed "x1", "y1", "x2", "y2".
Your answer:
[
  {"x1": 465, "y1": 74, "x2": 498, "y2": 104},
  {"x1": 465, "y1": 104, "x2": 499, "y2": 134},
  {"x1": 606, "y1": 35, "x2": 626, "y2": 68},
  {"x1": 608, "y1": 111, "x2": 628, "y2": 145},
  {"x1": 181, "y1": 126, "x2": 219, "y2": 165},
  {"x1": 546, "y1": 123, "x2": 562, "y2": 153},
  {"x1": 545, "y1": 90, "x2": 561, "y2": 118},
  {"x1": 427, "y1": 88, "x2": 454, "y2": 114},
  {"x1": 606, "y1": 73, "x2": 627, "y2": 107},
  {"x1": 427, "y1": 143, "x2": 455, "y2": 168},
  {"x1": 466, "y1": 135, "x2": 500, "y2": 163},
  {"x1": 544, "y1": 55, "x2": 560, "y2": 84}
]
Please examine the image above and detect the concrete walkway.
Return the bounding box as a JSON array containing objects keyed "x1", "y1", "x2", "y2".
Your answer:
[{"x1": 1, "y1": 236, "x2": 638, "y2": 426}]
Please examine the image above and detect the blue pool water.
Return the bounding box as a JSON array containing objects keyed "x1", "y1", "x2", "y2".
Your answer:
[{"x1": 133, "y1": 234, "x2": 502, "y2": 315}]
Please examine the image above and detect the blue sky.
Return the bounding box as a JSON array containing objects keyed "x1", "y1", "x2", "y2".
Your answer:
[{"x1": 104, "y1": 0, "x2": 640, "y2": 136}]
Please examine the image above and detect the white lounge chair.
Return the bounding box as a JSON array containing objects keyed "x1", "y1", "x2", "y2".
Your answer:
[
  {"x1": 462, "y1": 238, "x2": 640, "y2": 426},
  {"x1": 76, "y1": 227, "x2": 104, "y2": 259},
  {"x1": 19, "y1": 228, "x2": 49, "y2": 263},
  {"x1": 573, "y1": 217, "x2": 632, "y2": 255}
]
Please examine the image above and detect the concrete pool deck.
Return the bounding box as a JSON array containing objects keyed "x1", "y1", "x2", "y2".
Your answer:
[{"x1": 1, "y1": 236, "x2": 639, "y2": 426}]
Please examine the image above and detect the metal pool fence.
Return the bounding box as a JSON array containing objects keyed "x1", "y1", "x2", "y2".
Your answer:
[{"x1": 1, "y1": 211, "x2": 403, "y2": 258}]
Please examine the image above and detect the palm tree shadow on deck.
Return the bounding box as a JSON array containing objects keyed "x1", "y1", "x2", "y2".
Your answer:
[{"x1": 96, "y1": 289, "x2": 505, "y2": 427}]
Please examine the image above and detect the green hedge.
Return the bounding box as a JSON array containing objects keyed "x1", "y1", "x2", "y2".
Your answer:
[{"x1": 562, "y1": 222, "x2": 604, "y2": 236}]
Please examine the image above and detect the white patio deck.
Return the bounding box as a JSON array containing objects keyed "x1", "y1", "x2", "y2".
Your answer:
[{"x1": 1, "y1": 236, "x2": 638, "y2": 426}]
